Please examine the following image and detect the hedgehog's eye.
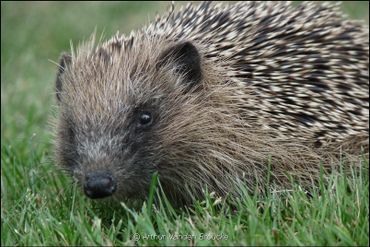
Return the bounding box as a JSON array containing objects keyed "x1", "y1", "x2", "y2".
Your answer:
[{"x1": 138, "y1": 111, "x2": 153, "y2": 127}]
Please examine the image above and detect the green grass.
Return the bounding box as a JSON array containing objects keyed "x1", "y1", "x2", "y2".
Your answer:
[{"x1": 1, "y1": 2, "x2": 369, "y2": 246}]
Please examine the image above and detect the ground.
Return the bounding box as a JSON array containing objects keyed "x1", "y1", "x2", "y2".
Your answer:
[{"x1": 1, "y1": 2, "x2": 369, "y2": 246}]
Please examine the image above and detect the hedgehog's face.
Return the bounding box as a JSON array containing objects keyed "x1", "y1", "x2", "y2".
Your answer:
[{"x1": 54, "y1": 41, "x2": 204, "y2": 201}]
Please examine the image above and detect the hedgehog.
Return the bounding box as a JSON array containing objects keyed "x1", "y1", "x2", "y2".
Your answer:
[{"x1": 53, "y1": 1, "x2": 369, "y2": 204}]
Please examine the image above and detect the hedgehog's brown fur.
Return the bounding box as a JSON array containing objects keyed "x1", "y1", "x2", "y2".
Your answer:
[{"x1": 54, "y1": 1, "x2": 369, "y2": 204}]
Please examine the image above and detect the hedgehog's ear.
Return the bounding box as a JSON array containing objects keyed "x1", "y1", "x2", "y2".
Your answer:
[
  {"x1": 157, "y1": 41, "x2": 202, "y2": 89},
  {"x1": 55, "y1": 52, "x2": 72, "y2": 102}
]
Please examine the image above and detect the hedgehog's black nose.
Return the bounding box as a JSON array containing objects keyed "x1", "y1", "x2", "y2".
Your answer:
[{"x1": 84, "y1": 172, "x2": 116, "y2": 199}]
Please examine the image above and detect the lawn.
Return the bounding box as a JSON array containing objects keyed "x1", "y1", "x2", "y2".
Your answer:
[{"x1": 1, "y1": 1, "x2": 369, "y2": 246}]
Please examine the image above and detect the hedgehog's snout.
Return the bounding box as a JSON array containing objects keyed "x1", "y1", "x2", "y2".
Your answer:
[{"x1": 83, "y1": 171, "x2": 116, "y2": 199}]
